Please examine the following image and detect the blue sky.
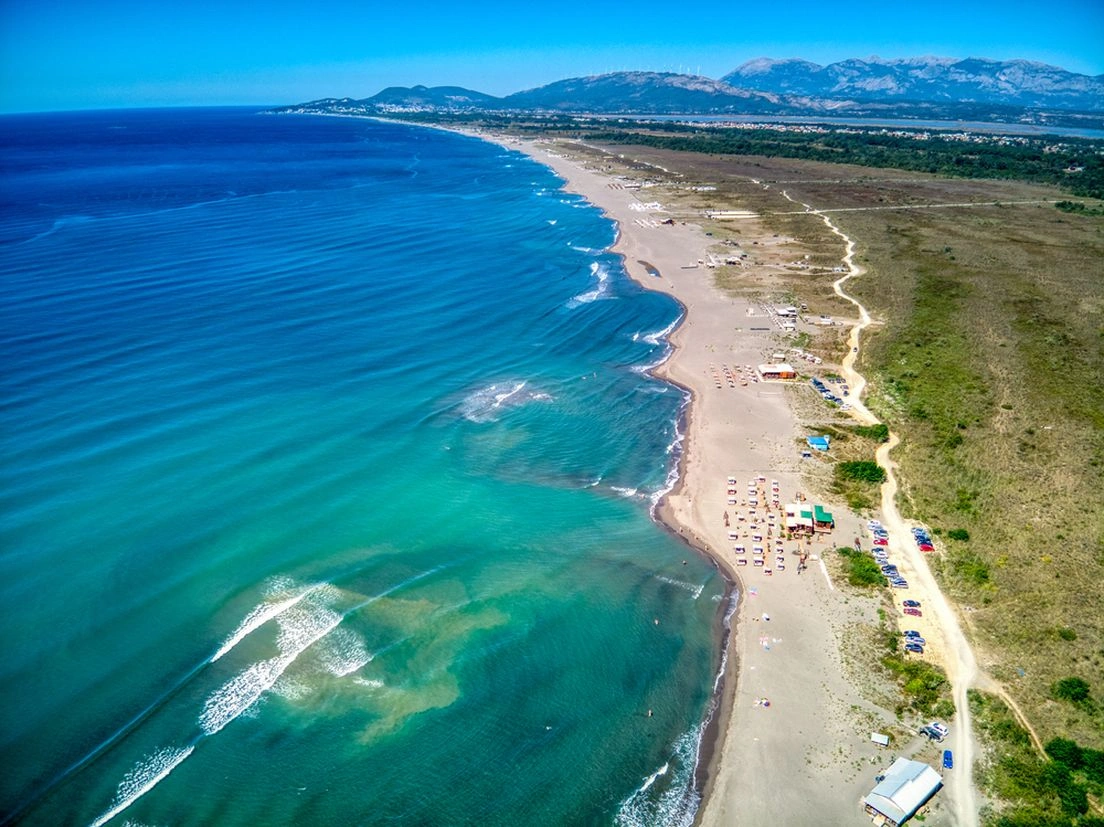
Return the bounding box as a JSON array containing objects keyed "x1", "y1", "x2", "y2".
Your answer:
[{"x1": 2, "y1": 0, "x2": 1102, "y2": 112}]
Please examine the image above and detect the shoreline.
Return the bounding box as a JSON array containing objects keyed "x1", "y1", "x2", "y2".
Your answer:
[
  {"x1": 494, "y1": 134, "x2": 912, "y2": 826},
  {"x1": 316, "y1": 116, "x2": 917, "y2": 824}
]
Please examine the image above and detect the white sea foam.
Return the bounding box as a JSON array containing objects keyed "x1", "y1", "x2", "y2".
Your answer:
[
  {"x1": 614, "y1": 729, "x2": 700, "y2": 827},
  {"x1": 459, "y1": 380, "x2": 551, "y2": 423},
  {"x1": 640, "y1": 762, "x2": 669, "y2": 793},
  {"x1": 271, "y1": 674, "x2": 312, "y2": 701},
  {"x1": 649, "y1": 390, "x2": 690, "y2": 517},
  {"x1": 318, "y1": 627, "x2": 373, "y2": 677},
  {"x1": 200, "y1": 596, "x2": 344, "y2": 735},
  {"x1": 566, "y1": 262, "x2": 613, "y2": 308},
  {"x1": 89, "y1": 745, "x2": 195, "y2": 827},
  {"x1": 636, "y1": 313, "x2": 683, "y2": 347},
  {"x1": 656, "y1": 576, "x2": 705, "y2": 600},
  {"x1": 212, "y1": 584, "x2": 321, "y2": 662},
  {"x1": 610, "y1": 486, "x2": 640, "y2": 499},
  {"x1": 201, "y1": 570, "x2": 441, "y2": 735}
]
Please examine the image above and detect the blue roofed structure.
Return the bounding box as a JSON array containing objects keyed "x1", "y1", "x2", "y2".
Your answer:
[{"x1": 806, "y1": 435, "x2": 830, "y2": 451}]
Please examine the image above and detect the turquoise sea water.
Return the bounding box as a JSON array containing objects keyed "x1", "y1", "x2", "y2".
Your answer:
[{"x1": 0, "y1": 109, "x2": 729, "y2": 826}]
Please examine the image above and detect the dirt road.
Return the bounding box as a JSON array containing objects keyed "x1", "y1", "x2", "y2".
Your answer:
[{"x1": 784, "y1": 190, "x2": 982, "y2": 827}]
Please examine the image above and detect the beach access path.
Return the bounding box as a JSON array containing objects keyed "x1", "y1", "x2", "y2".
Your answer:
[
  {"x1": 783, "y1": 190, "x2": 982, "y2": 827},
  {"x1": 498, "y1": 138, "x2": 950, "y2": 826}
]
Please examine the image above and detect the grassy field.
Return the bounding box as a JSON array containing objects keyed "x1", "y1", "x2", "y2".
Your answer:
[{"x1": 563, "y1": 140, "x2": 1104, "y2": 755}]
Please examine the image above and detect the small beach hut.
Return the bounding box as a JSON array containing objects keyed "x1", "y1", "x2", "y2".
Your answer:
[
  {"x1": 813, "y1": 505, "x2": 835, "y2": 532},
  {"x1": 806, "y1": 435, "x2": 830, "y2": 452},
  {"x1": 784, "y1": 503, "x2": 814, "y2": 536},
  {"x1": 863, "y1": 757, "x2": 943, "y2": 826},
  {"x1": 758, "y1": 363, "x2": 797, "y2": 380}
]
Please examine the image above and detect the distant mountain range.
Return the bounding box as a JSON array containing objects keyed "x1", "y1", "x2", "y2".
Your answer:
[
  {"x1": 269, "y1": 57, "x2": 1104, "y2": 124},
  {"x1": 723, "y1": 57, "x2": 1104, "y2": 111}
]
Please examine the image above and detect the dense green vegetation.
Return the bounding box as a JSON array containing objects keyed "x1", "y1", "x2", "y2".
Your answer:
[
  {"x1": 882, "y1": 649, "x2": 951, "y2": 717},
  {"x1": 582, "y1": 127, "x2": 1104, "y2": 200},
  {"x1": 392, "y1": 112, "x2": 1104, "y2": 199},
  {"x1": 1056, "y1": 200, "x2": 1104, "y2": 216},
  {"x1": 836, "y1": 460, "x2": 887, "y2": 483},
  {"x1": 836, "y1": 546, "x2": 886, "y2": 587},
  {"x1": 852, "y1": 423, "x2": 890, "y2": 442},
  {"x1": 971, "y1": 691, "x2": 1104, "y2": 826},
  {"x1": 1053, "y1": 678, "x2": 1093, "y2": 705}
]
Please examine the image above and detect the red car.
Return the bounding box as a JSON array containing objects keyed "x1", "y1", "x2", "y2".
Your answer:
[
  {"x1": 873, "y1": 537, "x2": 889, "y2": 546},
  {"x1": 919, "y1": 543, "x2": 935, "y2": 552},
  {"x1": 904, "y1": 607, "x2": 922, "y2": 617}
]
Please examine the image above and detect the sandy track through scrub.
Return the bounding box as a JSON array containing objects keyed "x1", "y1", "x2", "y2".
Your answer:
[{"x1": 783, "y1": 190, "x2": 981, "y2": 827}]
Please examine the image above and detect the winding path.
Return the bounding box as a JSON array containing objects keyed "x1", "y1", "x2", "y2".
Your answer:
[{"x1": 782, "y1": 191, "x2": 981, "y2": 827}]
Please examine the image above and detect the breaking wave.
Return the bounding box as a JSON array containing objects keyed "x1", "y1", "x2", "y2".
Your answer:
[
  {"x1": 566, "y1": 262, "x2": 613, "y2": 308},
  {"x1": 614, "y1": 728, "x2": 701, "y2": 827},
  {"x1": 89, "y1": 745, "x2": 195, "y2": 827},
  {"x1": 459, "y1": 380, "x2": 552, "y2": 423}
]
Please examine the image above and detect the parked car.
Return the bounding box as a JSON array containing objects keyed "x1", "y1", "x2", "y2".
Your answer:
[
  {"x1": 905, "y1": 642, "x2": 924, "y2": 654},
  {"x1": 891, "y1": 580, "x2": 909, "y2": 589},
  {"x1": 873, "y1": 538, "x2": 889, "y2": 546},
  {"x1": 943, "y1": 750, "x2": 954, "y2": 769},
  {"x1": 919, "y1": 544, "x2": 935, "y2": 552},
  {"x1": 904, "y1": 607, "x2": 922, "y2": 616},
  {"x1": 903, "y1": 599, "x2": 921, "y2": 608},
  {"x1": 903, "y1": 636, "x2": 926, "y2": 646},
  {"x1": 903, "y1": 630, "x2": 922, "y2": 638},
  {"x1": 920, "y1": 722, "x2": 948, "y2": 741}
]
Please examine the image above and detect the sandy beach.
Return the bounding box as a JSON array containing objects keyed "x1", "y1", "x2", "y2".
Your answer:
[{"x1": 479, "y1": 135, "x2": 954, "y2": 825}]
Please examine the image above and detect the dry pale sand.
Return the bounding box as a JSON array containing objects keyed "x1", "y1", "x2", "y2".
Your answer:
[{"x1": 487, "y1": 137, "x2": 947, "y2": 826}]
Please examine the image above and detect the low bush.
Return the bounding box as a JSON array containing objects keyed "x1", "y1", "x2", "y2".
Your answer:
[
  {"x1": 882, "y1": 655, "x2": 948, "y2": 714},
  {"x1": 1053, "y1": 677, "x2": 1091, "y2": 704},
  {"x1": 853, "y1": 423, "x2": 890, "y2": 442},
  {"x1": 836, "y1": 460, "x2": 887, "y2": 483},
  {"x1": 837, "y1": 546, "x2": 886, "y2": 587}
]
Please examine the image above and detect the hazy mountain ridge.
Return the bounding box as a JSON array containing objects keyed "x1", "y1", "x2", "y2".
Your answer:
[
  {"x1": 723, "y1": 56, "x2": 1104, "y2": 110},
  {"x1": 501, "y1": 71, "x2": 784, "y2": 113},
  {"x1": 267, "y1": 56, "x2": 1104, "y2": 122}
]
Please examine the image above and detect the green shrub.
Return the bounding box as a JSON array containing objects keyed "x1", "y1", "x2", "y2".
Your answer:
[
  {"x1": 836, "y1": 460, "x2": 887, "y2": 484},
  {"x1": 947, "y1": 528, "x2": 970, "y2": 542},
  {"x1": 947, "y1": 547, "x2": 990, "y2": 585},
  {"x1": 837, "y1": 547, "x2": 886, "y2": 587},
  {"x1": 1053, "y1": 677, "x2": 1091, "y2": 703},
  {"x1": 853, "y1": 423, "x2": 890, "y2": 442},
  {"x1": 1046, "y1": 738, "x2": 1083, "y2": 768},
  {"x1": 882, "y1": 655, "x2": 948, "y2": 714}
]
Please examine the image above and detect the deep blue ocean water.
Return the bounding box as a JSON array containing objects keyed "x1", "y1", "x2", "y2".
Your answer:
[{"x1": 0, "y1": 108, "x2": 728, "y2": 826}]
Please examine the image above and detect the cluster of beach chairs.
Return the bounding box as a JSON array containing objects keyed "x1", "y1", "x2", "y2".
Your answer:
[
  {"x1": 709, "y1": 363, "x2": 757, "y2": 389},
  {"x1": 725, "y1": 475, "x2": 789, "y2": 573}
]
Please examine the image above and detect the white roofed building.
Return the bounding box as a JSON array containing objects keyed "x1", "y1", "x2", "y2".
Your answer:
[{"x1": 863, "y1": 757, "x2": 943, "y2": 826}]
